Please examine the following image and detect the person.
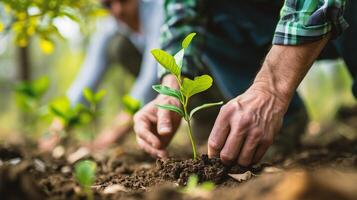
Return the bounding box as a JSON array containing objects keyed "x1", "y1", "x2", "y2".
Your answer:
[
  {"x1": 133, "y1": 0, "x2": 356, "y2": 166},
  {"x1": 39, "y1": 0, "x2": 163, "y2": 151}
]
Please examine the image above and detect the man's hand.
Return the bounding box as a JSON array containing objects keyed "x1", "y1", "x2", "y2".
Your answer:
[
  {"x1": 208, "y1": 86, "x2": 286, "y2": 166},
  {"x1": 133, "y1": 75, "x2": 182, "y2": 158},
  {"x1": 38, "y1": 118, "x2": 63, "y2": 152},
  {"x1": 89, "y1": 111, "x2": 133, "y2": 150},
  {"x1": 208, "y1": 36, "x2": 330, "y2": 166}
]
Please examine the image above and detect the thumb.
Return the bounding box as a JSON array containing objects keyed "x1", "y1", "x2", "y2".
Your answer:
[{"x1": 157, "y1": 108, "x2": 173, "y2": 136}]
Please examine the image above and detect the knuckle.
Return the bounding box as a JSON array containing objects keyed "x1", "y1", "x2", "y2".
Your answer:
[
  {"x1": 220, "y1": 152, "x2": 235, "y2": 163},
  {"x1": 208, "y1": 139, "x2": 221, "y2": 151}
]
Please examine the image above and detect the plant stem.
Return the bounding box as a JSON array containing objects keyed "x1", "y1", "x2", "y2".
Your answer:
[{"x1": 186, "y1": 118, "x2": 197, "y2": 160}]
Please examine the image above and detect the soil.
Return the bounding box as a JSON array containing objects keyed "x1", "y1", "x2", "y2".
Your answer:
[{"x1": 1, "y1": 119, "x2": 357, "y2": 200}]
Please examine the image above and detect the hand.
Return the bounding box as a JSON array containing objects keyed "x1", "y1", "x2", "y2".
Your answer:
[
  {"x1": 133, "y1": 75, "x2": 182, "y2": 158},
  {"x1": 89, "y1": 112, "x2": 132, "y2": 150},
  {"x1": 208, "y1": 86, "x2": 287, "y2": 166},
  {"x1": 38, "y1": 118, "x2": 63, "y2": 152}
]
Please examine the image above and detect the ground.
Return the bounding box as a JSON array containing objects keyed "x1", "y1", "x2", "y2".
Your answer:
[{"x1": 1, "y1": 108, "x2": 357, "y2": 200}]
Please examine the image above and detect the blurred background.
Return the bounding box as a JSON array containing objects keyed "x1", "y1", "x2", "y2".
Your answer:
[{"x1": 0, "y1": 0, "x2": 356, "y2": 145}]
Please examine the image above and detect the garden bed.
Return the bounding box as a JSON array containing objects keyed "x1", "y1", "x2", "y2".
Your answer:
[{"x1": 1, "y1": 136, "x2": 357, "y2": 200}]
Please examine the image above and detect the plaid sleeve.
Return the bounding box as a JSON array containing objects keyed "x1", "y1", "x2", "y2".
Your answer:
[
  {"x1": 158, "y1": 0, "x2": 203, "y2": 79},
  {"x1": 273, "y1": 0, "x2": 349, "y2": 45}
]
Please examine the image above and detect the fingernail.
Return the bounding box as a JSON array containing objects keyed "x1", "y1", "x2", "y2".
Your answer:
[
  {"x1": 157, "y1": 152, "x2": 166, "y2": 158},
  {"x1": 159, "y1": 126, "x2": 171, "y2": 134}
]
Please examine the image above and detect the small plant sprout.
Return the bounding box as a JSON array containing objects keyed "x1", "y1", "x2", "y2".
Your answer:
[
  {"x1": 83, "y1": 88, "x2": 107, "y2": 141},
  {"x1": 14, "y1": 76, "x2": 50, "y2": 134},
  {"x1": 151, "y1": 33, "x2": 223, "y2": 160},
  {"x1": 181, "y1": 174, "x2": 215, "y2": 195},
  {"x1": 122, "y1": 94, "x2": 142, "y2": 115},
  {"x1": 48, "y1": 88, "x2": 106, "y2": 142},
  {"x1": 74, "y1": 160, "x2": 97, "y2": 200}
]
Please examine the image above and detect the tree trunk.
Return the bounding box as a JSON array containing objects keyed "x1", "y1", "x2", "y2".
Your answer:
[{"x1": 17, "y1": 46, "x2": 31, "y2": 81}]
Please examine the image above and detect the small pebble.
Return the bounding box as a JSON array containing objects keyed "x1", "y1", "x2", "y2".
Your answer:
[
  {"x1": 52, "y1": 146, "x2": 65, "y2": 159},
  {"x1": 9, "y1": 158, "x2": 21, "y2": 165},
  {"x1": 34, "y1": 159, "x2": 46, "y2": 172},
  {"x1": 61, "y1": 166, "x2": 71, "y2": 174},
  {"x1": 103, "y1": 184, "x2": 128, "y2": 194},
  {"x1": 67, "y1": 147, "x2": 90, "y2": 164}
]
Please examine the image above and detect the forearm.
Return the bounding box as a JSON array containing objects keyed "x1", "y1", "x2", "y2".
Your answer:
[{"x1": 252, "y1": 35, "x2": 330, "y2": 111}]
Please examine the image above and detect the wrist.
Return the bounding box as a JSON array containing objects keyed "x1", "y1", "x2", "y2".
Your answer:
[{"x1": 250, "y1": 72, "x2": 293, "y2": 113}]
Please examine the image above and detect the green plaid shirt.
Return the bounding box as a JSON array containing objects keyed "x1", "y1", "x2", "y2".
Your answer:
[
  {"x1": 274, "y1": 0, "x2": 348, "y2": 45},
  {"x1": 159, "y1": 0, "x2": 349, "y2": 90}
]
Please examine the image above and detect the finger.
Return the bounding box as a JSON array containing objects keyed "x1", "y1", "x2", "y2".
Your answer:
[
  {"x1": 137, "y1": 137, "x2": 168, "y2": 158},
  {"x1": 219, "y1": 128, "x2": 247, "y2": 165},
  {"x1": 252, "y1": 138, "x2": 272, "y2": 164},
  {"x1": 237, "y1": 128, "x2": 262, "y2": 166},
  {"x1": 157, "y1": 108, "x2": 174, "y2": 136},
  {"x1": 208, "y1": 106, "x2": 231, "y2": 158},
  {"x1": 134, "y1": 118, "x2": 161, "y2": 149}
]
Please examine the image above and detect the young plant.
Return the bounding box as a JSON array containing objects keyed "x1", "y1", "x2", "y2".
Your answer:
[
  {"x1": 48, "y1": 88, "x2": 106, "y2": 142},
  {"x1": 83, "y1": 88, "x2": 107, "y2": 141},
  {"x1": 181, "y1": 174, "x2": 215, "y2": 194},
  {"x1": 151, "y1": 33, "x2": 223, "y2": 160},
  {"x1": 14, "y1": 76, "x2": 50, "y2": 134},
  {"x1": 122, "y1": 94, "x2": 141, "y2": 115},
  {"x1": 74, "y1": 160, "x2": 97, "y2": 200}
]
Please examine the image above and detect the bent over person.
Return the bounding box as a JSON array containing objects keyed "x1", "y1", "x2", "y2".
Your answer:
[
  {"x1": 39, "y1": 0, "x2": 163, "y2": 151},
  {"x1": 134, "y1": 0, "x2": 356, "y2": 166}
]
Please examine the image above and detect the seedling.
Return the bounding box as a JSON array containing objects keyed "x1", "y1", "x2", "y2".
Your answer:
[
  {"x1": 48, "y1": 88, "x2": 106, "y2": 142},
  {"x1": 74, "y1": 160, "x2": 97, "y2": 200},
  {"x1": 14, "y1": 76, "x2": 50, "y2": 134},
  {"x1": 122, "y1": 94, "x2": 141, "y2": 115},
  {"x1": 151, "y1": 33, "x2": 223, "y2": 160},
  {"x1": 83, "y1": 88, "x2": 107, "y2": 141},
  {"x1": 181, "y1": 174, "x2": 215, "y2": 194}
]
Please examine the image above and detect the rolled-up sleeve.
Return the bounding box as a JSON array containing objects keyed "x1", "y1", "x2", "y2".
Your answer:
[{"x1": 273, "y1": 0, "x2": 349, "y2": 45}]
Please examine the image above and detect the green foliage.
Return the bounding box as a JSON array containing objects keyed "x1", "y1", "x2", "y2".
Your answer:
[
  {"x1": 83, "y1": 88, "x2": 106, "y2": 106},
  {"x1": 74, "y1": 160, "x2": 96, "y2": 200},
  {"x1": 189, "y1": 101, "x2": 224, "y2": 120},
  {"x1": 75, "y1": 160, "x2": 97, "y2": 188},
  {"x1": 151, "y1": 33, "x2": 223, "y2": 159},
  {"x1": 48, "y1": 97, "x2": 90, "y2": 130},
  {"x1": 0, "y1": 0, "x2": 106, "y2": 52},
  {"x1": 15, "y1": 76, "x2": 49, "y2": 111},
  {"x1": 151, "y1": 49, "x2": 181, "y2": 77},
  {"x1": 49, "y1": 88, "x2": 106, "y2": 141},
  {"x1": 122, "y1": 94, "x2": 141, "y2": 115},
  {"x1": 181, "y1": 174, "x2": 215, "y2": 194},
  {"x1": 181, "y1": 75, "x2": 213, "y2": 99},
  {"x1": 156, "y1": 104, "x2": 184, "y2": 117},
  {"x1": 14, "y1": 76, "x2": 51, "y2": 135},
  {"x1": 182, "y1": 33, "x2": 196, "y2": 49}
]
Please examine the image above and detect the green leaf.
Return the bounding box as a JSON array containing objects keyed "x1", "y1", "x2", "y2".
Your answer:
[
  {"x1": 190, "y1": 101, "x2": 223, "y2": 119},
  {"x1": 182, "y1": 32, "x2": 196, "y2": 49},
  {"x1": 83, "y1": 88, "x2": 95, "y2": 104},
  {"x1": 94, "y1": 89, "x2": 106, "y2": 103},
  {"x1": 200, "y1": 181, "x2": 215, "y2": 191},
  {"x1": 31, "y1": 76, "x2": 49, "y2": 97},
  {"x1": 122, "y1": 95, "x2": 141, "y2": 115},
  {"x1": 156, "y1": 104, "x2": 184, "y2": 117},
  {"x1": 151, "y1": 49, "x2": 180, "y2": 77},
  {"x1": 181, "y1": 75, "x2": 213, "y2": 98},
  {"x1": 74, "y1": 160, "x2": 96, "y2": 188},
  {"x1": 49, "y1": 97, "x2": 71, "y2": 119},
  {"x1": 186, "y1": 174, "x2": 198, "y2": 189},
  {"x1": 152, "y1": 85, "x2": 182, "y2": 102},
  {"x1": 174, "y1": 49, "x2": 184, "y2": 68}
]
